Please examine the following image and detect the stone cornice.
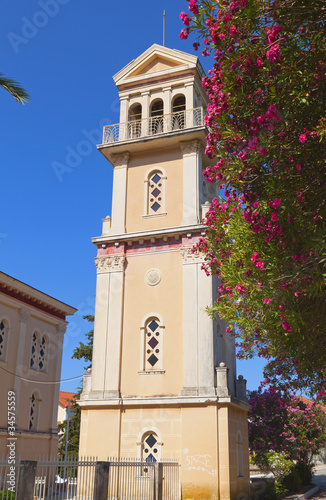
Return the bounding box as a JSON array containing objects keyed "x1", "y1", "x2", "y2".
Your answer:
[
  {"x1": 77, "y1": 395, "x2": 250, "y2": 410},
  {"x1": 0, "y1": 272, "x2": 76, "y2": 321},
  {"x1": 92, "y1": 223, "x2": 206, "y2": 245}
]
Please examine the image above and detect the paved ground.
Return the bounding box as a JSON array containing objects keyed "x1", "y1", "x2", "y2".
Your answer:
[{"x1": 310, "y1": 466, "x2": 326, "y2": 499}]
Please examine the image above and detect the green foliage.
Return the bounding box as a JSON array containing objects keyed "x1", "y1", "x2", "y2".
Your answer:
[
  {"x1": 58, "y1": 315, "x2": 94, "y2": 458},
  {"x1": 0, "y1": 74, "x2": 30, "y2": 104},
  {"x1": 58, "y1": 390, "x2": 82, "y2": 458},
  {"x1": 181, "y1": 0, "x2": 326, "y2": 399},
  {"x1": 0, "y1": 491, "x2": 16, "y2": 500},
  {"x1": 249, "y1": 389, "x2": 326, "y2": 489},
  {"x1": 71, "y1": 315, "x2": 94, "y2": 370}
]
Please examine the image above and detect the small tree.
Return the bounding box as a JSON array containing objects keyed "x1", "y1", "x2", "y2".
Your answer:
[
  {"x1": 58, "y1": 315, "x2": 94, "y2": 458},
  {"x1": 249, "y1": 389, "x2": 326, "y2": 488}
]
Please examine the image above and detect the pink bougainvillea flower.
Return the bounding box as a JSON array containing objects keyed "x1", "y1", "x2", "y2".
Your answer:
[
  {"x1": 299, "y1": 133, "x2": 307, "y2": 143},
  {"x1": 271, "y1": 212, "x2": 279, "y2": 222},
  {"x1": 264, "y1": 298, "x2": 271, "y2": 304}
]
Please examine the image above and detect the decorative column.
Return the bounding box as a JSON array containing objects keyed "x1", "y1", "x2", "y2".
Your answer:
[
  {"x1": 109, "y1": 153, "x2": 129, "y2": 235},
  {"x1": 162, "y1": 86, "x2": 172, "y2": 132},
  {"x1": 184, "y1": 81, "x2": 195, "y2": 127},
  {"x1": 180, "y1": 140, "x2": 202, "y2": 226},
  {"x1": 141, "y1": 91, "x2": 150, "y2": 136},
  {"x1": 181, "y1": 247, "x2": 215, "y2": 396},
  {"x1": 119, "y1": 95, "x2": 129, "y2": 140},
  {"x1": 91, "y1": 254, "x2": 125, "y2": 399},
  {"x1": 14, "y1": 308, "x2": 31, "y2": 415}
]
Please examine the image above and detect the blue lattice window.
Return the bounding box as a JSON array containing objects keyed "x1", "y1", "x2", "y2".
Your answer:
[
  {"x1": 148, "y1": 172, "x2": 163, "y2": 214},
  {"x1": 145, "y1": 319, "x2": 161, "y2": 371},
  {"x1": 142, "y1": 432, "x2": 159, "y2": 463}
]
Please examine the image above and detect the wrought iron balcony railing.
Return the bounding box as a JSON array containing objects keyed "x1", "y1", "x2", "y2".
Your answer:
[{"x1": 102, "y1": 107, "x2": 204, "y2": 144}]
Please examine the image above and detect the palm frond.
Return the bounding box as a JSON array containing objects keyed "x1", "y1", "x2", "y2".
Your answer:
[{"x1": 0, "y1": 73, "x2": 30, "y2": 104}]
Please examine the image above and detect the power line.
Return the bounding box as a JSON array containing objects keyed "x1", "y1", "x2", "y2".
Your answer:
[{"x1": 0, "y1": 363, "x2": 83, "y2": 385}]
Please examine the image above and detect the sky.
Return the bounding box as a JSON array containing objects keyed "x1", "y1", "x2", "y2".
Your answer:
[{"x1": 1, "y1": 0, "x2": 267, "y2": 393}]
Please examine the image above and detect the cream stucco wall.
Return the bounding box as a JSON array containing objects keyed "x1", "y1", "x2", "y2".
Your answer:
[
  {"x1": 126, "y1": 147, "x2": 183, "y2": 233},
  {"x1": 0, "y1": 277, "x2": 75, "y2": 460},
  {"x1": 79, "y1": 403, "x2": 249, "y2": 500},
  {"x1": 121, "y1": 249, "x2": 183, "y2": 397}
]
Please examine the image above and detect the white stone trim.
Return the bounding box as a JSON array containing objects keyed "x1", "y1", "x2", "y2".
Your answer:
[
  {"x1": 95, "y1": 255, "x2": 125, "y2": 273},
  {"x1": 139, "y1": 315, "x2": 165, "y2": 373},
  {"x1": 180, "y1": 246, "x2": 205, "y2": 264},
  {"x1": 137, "y1": 427, "x2": 163, "y2": 460},
  {"x1": 92, "y1": 223, "x2": 206, "y2": 244},
  {"x1": 143, "y1": 168, "x2": 167, "y2": 217}
]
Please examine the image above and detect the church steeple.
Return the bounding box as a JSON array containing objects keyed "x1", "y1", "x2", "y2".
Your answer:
[{"x1": 79, "y1": 44, "x2": 250, "y2": 500}]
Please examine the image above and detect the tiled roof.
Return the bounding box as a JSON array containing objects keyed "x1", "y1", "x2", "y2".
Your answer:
[
  {"x1": 59, "y1": 391, "x2": 77, "y2": 408},
  {"x1": 298, "y1": 395, "x2": 326, "y2": 413}
]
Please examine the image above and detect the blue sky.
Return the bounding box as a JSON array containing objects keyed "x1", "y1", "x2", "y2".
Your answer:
[{"x1": 1, "y1": 0, "x2": 266, "y2": 393}]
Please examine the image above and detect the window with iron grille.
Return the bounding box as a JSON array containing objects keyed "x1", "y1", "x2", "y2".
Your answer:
[
  {"x1": 29, "y1": 391, "x2": 40, "y2": 430},
  {"x1": 0, "y1": 319, "x2": 9, "y2": 362}
]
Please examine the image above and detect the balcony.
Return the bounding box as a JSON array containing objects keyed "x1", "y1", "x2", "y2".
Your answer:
[{"x1": 102, "y1": 107, "x2": 204, "y2": 144}]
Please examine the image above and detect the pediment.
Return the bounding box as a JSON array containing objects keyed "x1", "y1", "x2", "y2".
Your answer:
[
  {"x1": 113, "y1": 44, "x2": 201, "y2": 87},
  {"x1": 129, "y1": 55, "x2": 182, "y2": 77}
]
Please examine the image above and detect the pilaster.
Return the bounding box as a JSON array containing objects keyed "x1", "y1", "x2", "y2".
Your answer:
[
  {"x1": 181, "y1": 247, "x2": 215, "y2": 396},
  {"x1": 162, "y1": 86, "x2": 172, "y2": 132},
  {"x1": 109, "y1": 152, "x2": 129, "y2": 235},
  {"x1": 14, "y1": 308, "x2": 31, "y2": 415},
  {"x1": 91, "y1": 254, "x2": 125, "y2": 398},
  {"x1": 180, "y1": 140, "x2": 202, "y2": 226}
]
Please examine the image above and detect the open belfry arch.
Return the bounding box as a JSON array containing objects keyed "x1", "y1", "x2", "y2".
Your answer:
[{"x1": 79, "y1": 44, "x2": 250, "y2": 500}]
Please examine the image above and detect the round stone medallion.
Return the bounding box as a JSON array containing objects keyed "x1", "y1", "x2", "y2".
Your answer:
[{"x1": 145, "y1": 269, "x2": 162, "y2": 286}]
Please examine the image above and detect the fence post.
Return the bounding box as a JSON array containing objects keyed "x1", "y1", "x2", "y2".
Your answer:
[
  {"x1": 16, "y1": 460, "x2": 37, "y2": 500},
  {"x1": 154, "y1": 462, "x2": 163, "y2": 500},
  {"x1": 93, "y1": 461, "x2": 110, "y2": 500}
]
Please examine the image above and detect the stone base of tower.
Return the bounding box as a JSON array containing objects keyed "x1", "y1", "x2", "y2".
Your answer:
[{"x1": 79, "y1": 399, "x2": 249, "y2": 500}]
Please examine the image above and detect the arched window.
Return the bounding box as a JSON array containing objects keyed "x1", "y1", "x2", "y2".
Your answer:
[
  {"x1": 30, "y1": 331, "x2": 40, "y2": 369},
  {"x1": 172, "y1": 95, "x2": 186, "y2": 130},
  {"x1": 144, "y1": 169, "x2": 167, "y2": 217},
  {"x1": 29, "y1": 391, "x2": 40, "y2": 431},
  {"x1": 0, "y1": 319, "x2": 9, "y2": 362},
  {"x1": 141, "y1": 431, "x2": 160, "y2": 462},
  {"x1": 38, "y1": 335, "x2": 48, "y2": 372},
  {"x1": 140, "y1": 316, "x2": 165, "y2": 372},
  {"x1": 150, "y1": 99, "x2": 164, "y2": 135},
  {"x1": 236, "y1": 431, "x2": 244, "y2": 477},
  {"x1": 128, "y1": 103, "x2": 142, "y2": 138}
]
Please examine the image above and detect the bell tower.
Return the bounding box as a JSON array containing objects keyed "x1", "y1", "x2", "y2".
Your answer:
[{"x1": 79, "y1": 44, "x2": 250, "y2": 500}]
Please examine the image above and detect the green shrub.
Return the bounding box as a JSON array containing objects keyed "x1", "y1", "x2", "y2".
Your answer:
[{"x1": 0, "y1": 491, "x2": 16, "y2": 500}]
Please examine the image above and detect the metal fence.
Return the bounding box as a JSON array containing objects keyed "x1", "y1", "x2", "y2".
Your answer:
[
  {"x1": 0, "y1": 456, "x2": 180, "y2": 500},
  {"x1": 102, "y1": 107, "x2": 204, "y2": 144},
  {"x1": 107, "y1": 458, "x2": 179, "y2": 500}
]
